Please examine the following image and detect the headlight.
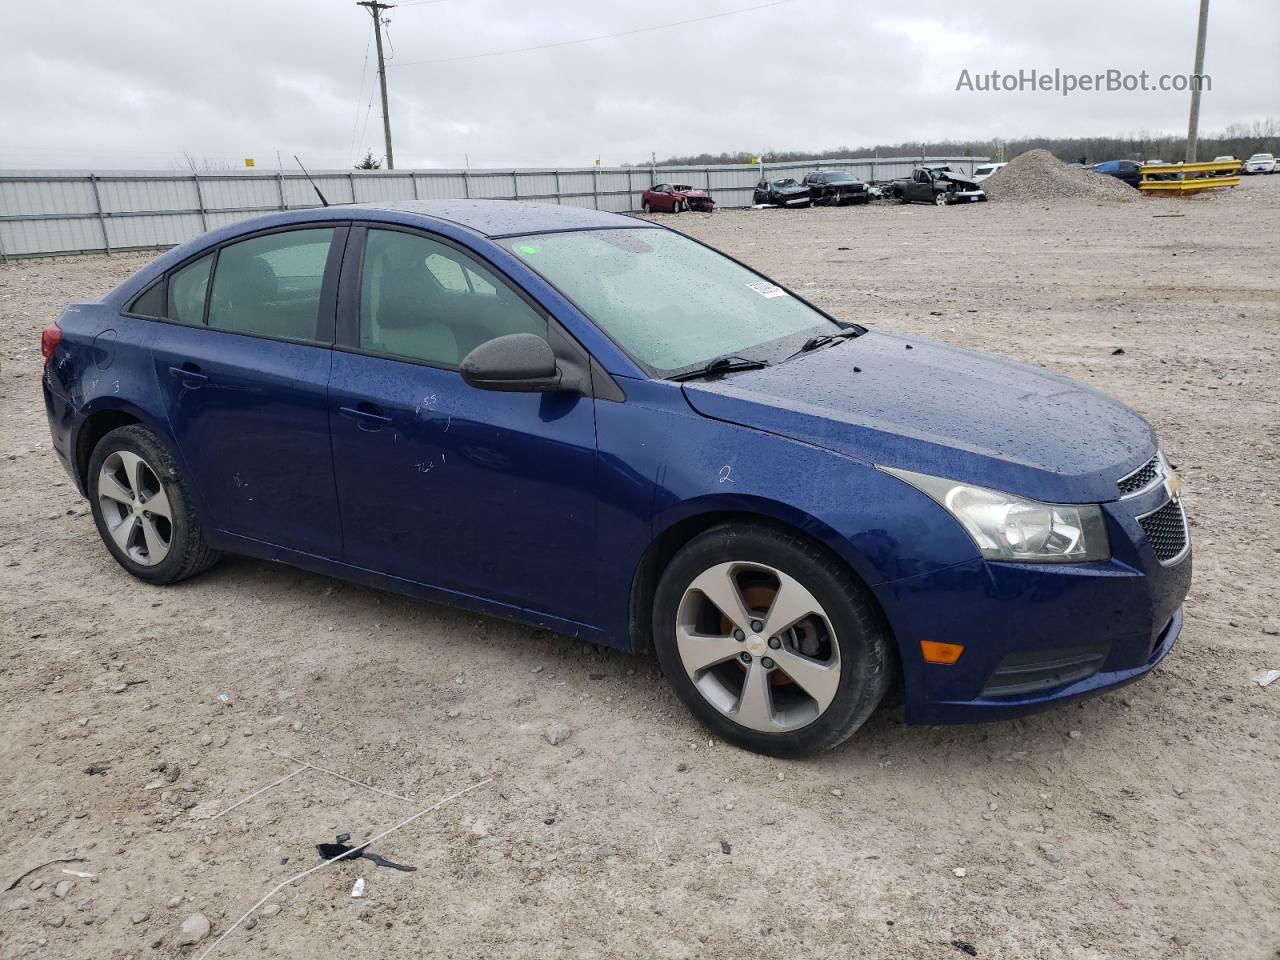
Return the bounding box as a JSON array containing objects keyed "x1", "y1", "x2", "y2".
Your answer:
[{"x1": 880, "y1": 466, "x2": 1110, "y2": 563}]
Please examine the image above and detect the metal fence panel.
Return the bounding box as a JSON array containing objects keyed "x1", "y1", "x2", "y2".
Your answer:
[
  {"x1": 1, "y1": 217, "x2": 102, "y2": 256},
  {"x1": 0, "y1": 157, "x2": 987, "y2": 258}
]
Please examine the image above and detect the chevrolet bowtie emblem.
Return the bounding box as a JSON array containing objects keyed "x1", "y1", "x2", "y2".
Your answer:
[{"x1": 1164, "y1": 468, "x2": 1182, "y2": 502}]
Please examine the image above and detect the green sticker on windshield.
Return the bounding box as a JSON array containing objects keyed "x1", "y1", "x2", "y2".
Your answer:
[{"x1": 516, "y1": 244, "x2": 538, "y2": 255}]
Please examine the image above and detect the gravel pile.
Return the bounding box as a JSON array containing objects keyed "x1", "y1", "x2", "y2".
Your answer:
[{"x1": 982, "y1": 149, "x2": 1138, "y2": 203}]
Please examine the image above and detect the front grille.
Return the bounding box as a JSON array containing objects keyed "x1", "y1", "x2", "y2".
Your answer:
[
  {"x1": 1138, "y1": 498, "x2": 1188, "y2": 562},
  {"x1": 1118, "y1": 453, "x2": 1161, "y2": 496}
]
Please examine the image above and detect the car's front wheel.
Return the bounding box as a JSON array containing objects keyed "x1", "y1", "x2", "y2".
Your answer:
[
  {"x1": 653, "y1": 523, "x2": 892, "y2": 757},
  {"x1": 934, "y1": 190, "x2": 950, "y2": 206},
  {"x1": 642, "y1": 201, "x2": 652, "y2": 213},
  {"x1": 87, "y1": 424, "x2": 219, "y2": 585}
]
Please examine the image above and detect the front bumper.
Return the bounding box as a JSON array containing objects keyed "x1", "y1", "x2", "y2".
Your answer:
[
  {"x1": 948, "y1": 189, "x2": 986, "y2": 203},
  {"x1": 815, "y1": 189, "x2": 869, "y2": 205},
  {"x1": 873, "y1": 482, "x2": 1192, "y2": 724}
]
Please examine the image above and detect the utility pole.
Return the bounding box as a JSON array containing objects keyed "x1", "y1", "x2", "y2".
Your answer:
[
  {"x1": 1184, "y1": 0, "x2": 1210, "y2": 164},
  {"x1": 357, "y1": 1, "x2": 396, "y2": 170}
]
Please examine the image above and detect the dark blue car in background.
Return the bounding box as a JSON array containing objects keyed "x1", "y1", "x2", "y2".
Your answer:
[{"x1": 40, "y1": 200, "x2": 1191, "y2": 756}]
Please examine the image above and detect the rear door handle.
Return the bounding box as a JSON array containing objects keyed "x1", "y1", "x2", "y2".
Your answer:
[
  {"x1": 339, "y1": 403, "x2": 393, "y2": 431},
  {"x1": 168, "y1": 364, "x2": 208, "y2": 387}
]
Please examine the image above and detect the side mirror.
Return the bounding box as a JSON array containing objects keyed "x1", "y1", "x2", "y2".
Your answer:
[{"x1": 460, "y1": 333, "x2": 563, "y2": 393}]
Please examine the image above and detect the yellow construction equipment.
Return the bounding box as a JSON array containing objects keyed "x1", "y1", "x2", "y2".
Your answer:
[{"x1": 1139, "y1": 159, "x2": 1240, "y2": 194}]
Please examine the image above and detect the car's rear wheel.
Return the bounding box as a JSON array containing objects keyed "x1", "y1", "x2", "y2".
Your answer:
[
  {"x1": 87, "y1": 424, "x2": 219, "y2": 585},
  {"x1": 652, "y1": 523, "x2": 892, "y2": 757}
]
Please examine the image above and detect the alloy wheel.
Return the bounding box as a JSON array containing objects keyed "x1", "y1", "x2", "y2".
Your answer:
[
  {"x1": 675, "y1": 561, "x2": 841, "y2": 733},
  {"x1": 97, "y1": 450, "x2": 173, "y2": 566}
]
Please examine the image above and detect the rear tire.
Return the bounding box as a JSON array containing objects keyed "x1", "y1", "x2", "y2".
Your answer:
[
  {"x1": 87, "y1": 424, "x2": 220, "y2": 585},
  {"x1": 652, "y1": 523, "x2": 892, "y2": 757}
]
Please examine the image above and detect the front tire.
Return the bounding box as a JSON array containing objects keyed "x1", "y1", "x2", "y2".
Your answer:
[
  {"x1": 642, "y1": 201, "x2": 652, "y2": 214},
  {"x1": 934, "y1": 190, "x2": 949, "y2": 206},
  {"x1": 87, "y1": 424, "x2": 219, "y2": 585},
  {"x1": 652, "y1": 523, "x2": 892, "y2": 757}
]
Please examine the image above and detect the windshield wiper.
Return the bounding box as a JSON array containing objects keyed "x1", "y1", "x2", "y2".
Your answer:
[
  {"x1": 669, "y1": 355, "x2": 770, "y2": 382},
  {"x1": 780, "y1": 326, "x2": 865, "y2": 363}
]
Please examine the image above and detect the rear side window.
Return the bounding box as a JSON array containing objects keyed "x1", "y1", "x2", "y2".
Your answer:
[
  {"x1": 207, "y1": 228, "x2": 335, "y2": 341},
  {"x1": 167, "y1": 255, "x2": 213, "y2": 325},
  {"x1": 128, "y1": 280, "x2": 166, "y2": 318},
  {"x1": 358, "y1": 228, "x2": 545, "y2": 368}
]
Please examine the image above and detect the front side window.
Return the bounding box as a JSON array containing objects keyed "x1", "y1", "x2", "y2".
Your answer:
[
  {"x1": 207, "y1": 228, "x2": 335, "y2": 341},
  {"x1": 502, "y1": 228, "x2": 837, "y2": 376},
  {"x1": 167, "y1": 254, "x2": 213, "y2": 325},
  {"x1": 358, "y1": 228, "x2": 545, "y2": 368}
]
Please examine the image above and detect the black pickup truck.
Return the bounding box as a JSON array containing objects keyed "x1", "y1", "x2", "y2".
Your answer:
[{"x1": 885, "y1": 165, "x2": 986, "y2": 205}]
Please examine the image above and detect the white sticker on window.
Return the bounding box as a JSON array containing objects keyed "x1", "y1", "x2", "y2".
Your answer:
[{"x1": 747, "y1": 281, "x2": 788, "y2": 299}]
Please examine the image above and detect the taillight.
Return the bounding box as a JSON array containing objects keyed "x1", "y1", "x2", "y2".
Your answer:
[{"x1": 41, "y1": 324, "x2": 62, "y2": 365}]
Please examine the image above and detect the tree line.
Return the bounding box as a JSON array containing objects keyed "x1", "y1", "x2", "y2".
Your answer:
[{"x1": 640, "y1": 119, "x2": 1280, "y2": 167}]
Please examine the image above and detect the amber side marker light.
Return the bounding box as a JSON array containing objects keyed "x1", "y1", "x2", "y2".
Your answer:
[{"x1": 920, "y1": 641, "x2": 965, "y2": 665}]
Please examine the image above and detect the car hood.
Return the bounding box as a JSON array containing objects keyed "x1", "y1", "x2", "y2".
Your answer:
[
  {"x1": 675, "y1": 189, "x2": 711, "y2": 198},
  {"x1": 771, "y1": 184, "x2": 809, "y2": 195},
  {"x1": 680, "y1": 331, "x2": 1155, "y2": 504},
  {"x1": 937, "y1": 171, "x2": 981, "y2": 189}
]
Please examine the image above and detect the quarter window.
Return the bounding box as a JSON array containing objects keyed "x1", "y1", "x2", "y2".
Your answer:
[
  {"x1": 207, "y1": 228, "x2": 335, "y2": 341},
  {"x1": 128, "y1": 280, "x2": 166, "y2": 318},
  {"x1": 167, "y1": 254, "x2": 213, "y2": 325},
  {"x1": 357, "y1": 228, "x2": 545, "y2": 368}
]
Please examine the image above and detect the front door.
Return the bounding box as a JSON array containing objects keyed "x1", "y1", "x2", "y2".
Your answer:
[
  {"x1": 327, "y1": 225, "x2": 599, "y2": 625},
  {"x1": 150, "y1": 225, "x2": 346, "y2": 556}
]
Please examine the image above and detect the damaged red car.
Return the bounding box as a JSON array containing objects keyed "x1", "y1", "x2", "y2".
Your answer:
[{"x1": 640, "y1": 182, "x2": 715, "y2": 214}]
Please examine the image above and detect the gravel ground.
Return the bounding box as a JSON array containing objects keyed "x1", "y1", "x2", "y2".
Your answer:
[
  {"x1": 983, "y1": 149, "x2": 1138, "y2": 203},
  {"x1": 1, "y1": 176, "x2": 1278, "y2": 960}
]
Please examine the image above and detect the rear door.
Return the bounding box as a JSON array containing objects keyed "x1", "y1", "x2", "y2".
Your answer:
[
  {"x1": 149, "y1": 224, "x2": 347, "y2": 556},
  {"x1": 327, "y1": 224, "x2": 599, "y2": 623}
]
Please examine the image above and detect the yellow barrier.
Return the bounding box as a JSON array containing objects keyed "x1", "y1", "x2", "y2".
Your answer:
[{"x1": 1140, "y1": 159, "x2": 1240, "y2": 194}]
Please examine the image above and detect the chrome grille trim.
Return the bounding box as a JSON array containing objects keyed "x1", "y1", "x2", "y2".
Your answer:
[{"x1": 1118, "y1": 452, "x2": 1165, "y2": 499}]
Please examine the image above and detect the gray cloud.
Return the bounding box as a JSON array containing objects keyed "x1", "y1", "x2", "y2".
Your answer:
[{"x1": 1, "y1": 0, "x2": 1275, "y2": 169}]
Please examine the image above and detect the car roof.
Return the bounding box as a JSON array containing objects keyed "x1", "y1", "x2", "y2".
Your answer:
[{"x1": 342, "y1": 199, "x2": 650, "y2": 238}]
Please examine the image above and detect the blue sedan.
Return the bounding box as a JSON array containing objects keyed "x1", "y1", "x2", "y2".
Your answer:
[{"x1": 40, "y1": 200, "x2": 1190, "y2": 756}]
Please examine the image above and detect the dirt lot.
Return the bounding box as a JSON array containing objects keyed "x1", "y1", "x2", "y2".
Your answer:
[{"x1": 2, "y1": 177, "x2": 1278, "y2": 960}]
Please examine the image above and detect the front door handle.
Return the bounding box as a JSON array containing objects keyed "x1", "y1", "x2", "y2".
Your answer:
[
  {"x1": 339, "y1": 403, "x2": 393, "y2": 432},
  {"x1": 168, "y1": 364, "x2": 208, "y2": 387}
]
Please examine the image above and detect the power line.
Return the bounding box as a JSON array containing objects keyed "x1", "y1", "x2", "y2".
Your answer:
[
  {"x1": 348, "y1": 19, "x2": 374, "y2": 162},
  {"x1": 392, "y1": 0, "x2": 794, "y2": 68}
]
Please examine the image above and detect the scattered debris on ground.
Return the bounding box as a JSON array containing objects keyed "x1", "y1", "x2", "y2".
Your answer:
[{"x1": 316, "y1": 834, "x2": 417, "y2": 872}]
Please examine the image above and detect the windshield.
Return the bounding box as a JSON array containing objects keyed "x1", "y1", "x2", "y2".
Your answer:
[
  {"x1": 502, "y1": 228, "x2": 837, "y2": 376},
  {"x1": 822, "y1": 173, "x2": 856, "y2": 183},
  {"x1": 774, "y1": 178, "x2": 798, "y2": 188}
]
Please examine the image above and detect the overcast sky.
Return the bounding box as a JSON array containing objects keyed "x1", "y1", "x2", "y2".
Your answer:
[{"x1": 2, "y1": 0, "x2": 1276, "y2": 170}]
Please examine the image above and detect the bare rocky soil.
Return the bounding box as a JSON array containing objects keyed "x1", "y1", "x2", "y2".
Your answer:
[{"x1": 1, "y1": 176, "x2": 1278, "y2": 960}]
